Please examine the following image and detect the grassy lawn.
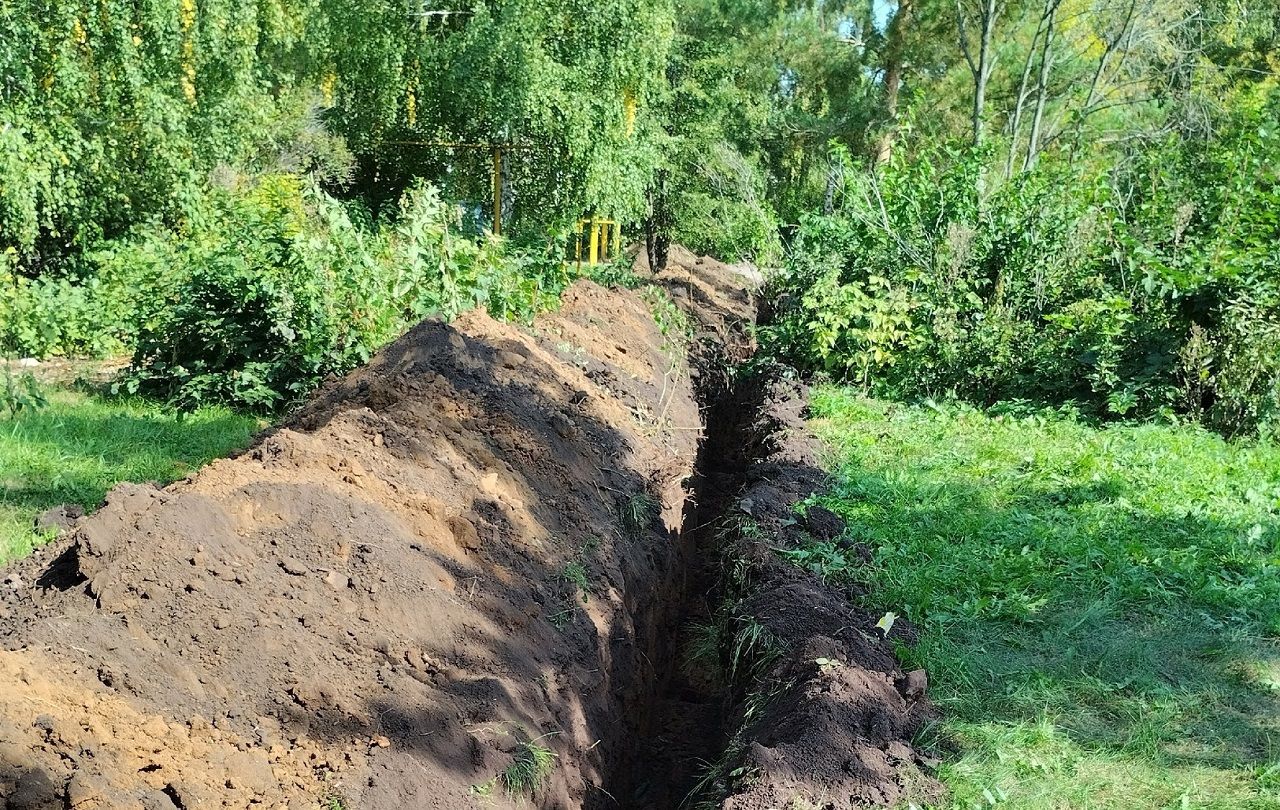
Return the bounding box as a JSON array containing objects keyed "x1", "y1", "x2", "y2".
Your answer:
[
  {"x1": 806, "y1": 389, "x2": 1280, "y2": 809},
  {"x1": 0, "y1": 387, "x2": 260, "y2": 564}
]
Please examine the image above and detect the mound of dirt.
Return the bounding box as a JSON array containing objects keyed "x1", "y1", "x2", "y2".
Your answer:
[
  {"x1": 695, "y1": 372, "x2": 944, "y2": 810},
  {"x1": 0, "y1": 276, "x2": 716, "y2": 809},
  {"x1": 0, "y1": 247, "x2": 940, "y2": 810}
]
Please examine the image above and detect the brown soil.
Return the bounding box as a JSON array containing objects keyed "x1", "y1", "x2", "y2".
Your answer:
[
  {"x1": 0, "y1": 248, "x2": 941, "y2": 810},
  {"x1": 708, "y1": 373, "x2": 944, "y2": 809}
]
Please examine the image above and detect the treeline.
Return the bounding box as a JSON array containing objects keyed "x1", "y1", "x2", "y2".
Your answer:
[
  {"x1": 658, "y1": 0, "x2": 1279, "y2": 434},
  {"x1": 2, "y1": 0, "x2": 1278, "y2": 431},
  {"x1": 0, "y1": 0, "x2": 668, "y2": 407}
]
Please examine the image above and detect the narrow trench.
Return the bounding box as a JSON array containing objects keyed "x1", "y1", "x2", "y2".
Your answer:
[{"x1": 609, "y1": 337, "x2": 772, "y2": 809}]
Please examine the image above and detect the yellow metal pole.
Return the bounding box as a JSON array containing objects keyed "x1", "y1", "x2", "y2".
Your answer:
[
  {"x1": 599, "y1": 220, "x2": 609, "y2": 261},
  {"x1": 612, "y1": 221, "x2": 621, "y2": 259},
  {"x1": 492, "y1": 146, "x2": 503, "y2": 235},
  {"x1": 588, "y1": 216, "x2": 600, "y2": 265}
]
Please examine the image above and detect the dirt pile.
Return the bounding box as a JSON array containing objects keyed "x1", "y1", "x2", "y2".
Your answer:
[
  {"x1": 703, "y1": 371, "x2": 943, "y2": 809},
  {"x1": 0, "y1": 276, "x2": 715, "y2": 808},
  {"x1": 0, "y1": 248, "x2": 941, "y2": 810}
]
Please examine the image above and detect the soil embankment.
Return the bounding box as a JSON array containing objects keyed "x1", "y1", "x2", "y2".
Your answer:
[{"x1": 0, "y1": 249, "x2": 939, "y2": 809}]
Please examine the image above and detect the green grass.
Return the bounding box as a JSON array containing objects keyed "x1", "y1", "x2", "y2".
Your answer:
[
  {"x1": 807, "y1": 389, "x2": 1280, "y2": 809},
  {"x1": 501, "y1": 738, "x2": 557, "y2": 795},
  {"x1": 0, "y1": 386, "x2": 260, "y2": 564}
]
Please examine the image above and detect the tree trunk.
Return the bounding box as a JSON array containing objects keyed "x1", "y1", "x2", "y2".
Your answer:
[
  {"x1": 957, "y1": 0, "x2": 1002, "y2": 146},
  {"x1": 1023, "y1": 0, "x2": 1059, "y2": 171},
  {"x1": 874, "y1": 0, "x2": 914, "y2": 166},
  {"x1": 1004, "y1": 12, "x2": 1046, "y2": 178},
  {"x1": 645, "y1": 170, "x2": 671, "y2": 272}
]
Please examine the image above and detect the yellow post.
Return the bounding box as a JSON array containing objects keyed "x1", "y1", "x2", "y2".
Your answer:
[
  {"x1": 599, "y1": 220, "x2": 610, "y2": 261},
  {"x1": 492, "y1": 146, "x2": 503, "y2": 235},
  {"x1": 612, "y1": 221, "x2": 621, "y2": 259},
  {"x1": 588, "y1": 216, "x2": 600, "y2": 265}
]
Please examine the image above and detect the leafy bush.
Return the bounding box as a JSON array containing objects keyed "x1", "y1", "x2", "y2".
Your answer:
[
  {"x1": 121, "y1": 176, "x2": 570, "y2": 411},
  {"x1": 669, "y1": 143, "x2": 782, "y2": 265},
  {"x1": 0, "y1": 245, "x2": 158, "y2": 359},
  {"x1": 766, "y1": 88, "x2": 1280, "y2": 434}
]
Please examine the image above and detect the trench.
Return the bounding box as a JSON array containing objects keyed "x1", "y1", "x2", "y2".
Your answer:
[{"x1": 605, "y1": 315, "x2": 775, "y2": 809}]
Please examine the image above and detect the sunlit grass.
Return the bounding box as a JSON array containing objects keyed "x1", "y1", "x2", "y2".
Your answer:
[
  {"x1": 0, "y1": 387, "x2": 260, "y2": 563},
  {"x1": 808, "y1": 389, "x2": 1280, "y2": 809}
]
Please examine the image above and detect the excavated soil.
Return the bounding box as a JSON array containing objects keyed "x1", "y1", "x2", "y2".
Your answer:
[
  {"x1": 699, "y1": 372, "x2": 943, "y2": 809},
  {"x1": 0, "y1": 248, "x2": 940, "y2": 810}
]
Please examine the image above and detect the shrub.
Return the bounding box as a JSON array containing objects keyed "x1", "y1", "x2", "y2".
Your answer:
[
  {"x1": 766, "y1": 95, "x2": 1280, "y2": 435},
  {"x1": 121, "y1": 176, "x2": 570, "y2": 411}
]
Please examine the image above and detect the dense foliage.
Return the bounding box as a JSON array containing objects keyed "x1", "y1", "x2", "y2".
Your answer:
[
  {"x1": 0, "y1": 0, "x2": 670, "y2": 409},
  {"x1": 2, "y1": 0, "x2": 1278, "y2": 431},
  {"x1": 120, "y1": 176, "x2": 569, "y2": 410},
  {"x1": 767, "y1": 88, "x2": 1280, "y2": 433},
  {"x1": 754, "y1": 0, "x2": 1280, "y2": 434}
]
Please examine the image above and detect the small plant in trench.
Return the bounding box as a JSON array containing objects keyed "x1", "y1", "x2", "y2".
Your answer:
[
  {"x1": 729, "y1": 617, "x2": 783, "y2": 681},
  {"x1": 682, "y1": 619, "x2": 727, "y2": 683},
  {"x1": 502, "y1": 738, "x2": 557, "y2": 795},
  {"x1": 561, "y1": 561, "x2": 590, "y2": 603},
  {"x1": 548, "y1": 607, "x2": 574, "y2": 630},
  {"x1": 621, "y1": 492, "x2": 658, "y2": 538},
  {"x1": 685, "y1": 735, "x2": 752, "y2": 810},
  {"x1": 684, "y1": 620, "x2": 723, "y2": 668}
]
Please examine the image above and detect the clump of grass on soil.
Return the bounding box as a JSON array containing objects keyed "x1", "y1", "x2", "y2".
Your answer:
[
  {"x1": 621, "y1": 491, "x2": 657, "y2": 538},
  {"x1": 805, "y1": 388, "x2": 1280, "y2": 809},
  {"x1": 501, "y1": 738, "x2": 557, "y2": 795},
  {"x1": 0, "y1": 385, "x2": 259, "y2": 564}
]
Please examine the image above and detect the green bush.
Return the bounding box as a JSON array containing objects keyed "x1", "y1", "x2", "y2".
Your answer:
[
  {"x1": 766, "y1": 88, "x2": 1280, "y2": 434},
  {"x1": 0, "y1": 247, "x2": 152, "y2": 359},
  {"x1": 120, "y1": 175, "x2": 570, "y2": 411},
  {"x1": 668, "y1": 144, "x2": 781, "y2": 265}
]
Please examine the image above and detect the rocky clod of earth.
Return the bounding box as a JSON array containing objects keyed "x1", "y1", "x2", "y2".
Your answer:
[{"x1": 0, "y1": 249, "x2": 940, "y2": 809}]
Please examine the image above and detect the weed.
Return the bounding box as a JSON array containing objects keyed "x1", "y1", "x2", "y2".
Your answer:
[
  {"x1": 683, "y1": 735, "x2": 749, "y2": 810},
  {"x1": 641, "y1": 285, "x2": 694, "y2": 358},
  {"x1": 0, "y1": 367, "x2": 46, "y2": 418},
  {"x1": 561, "y1": 561, "x2": 590, "y2": 603},
  {"x1": 729, "y1": 618, "x2": 783, "y2": 681},
  {"x1": 776, "y1": 540, "x2": 855, "y2": 582},
  {"x1": 548, "y1": 607, "x2": 573, "y2": 630},
  {"x1": 501, "y1": 738, "x2": 557, "y2": 795},
  {"x1": 621, "y1": 492, "x2": 657, "y2": 538},
  {"x1": 323, "y1": 795, "x2": 348, "y2": 810},
  {"x1": 683, "y1": 620, "x2": 723, "y2": 668},
  {"x1": 586, "y1": 262, "x2": 643, "y2": 290}
]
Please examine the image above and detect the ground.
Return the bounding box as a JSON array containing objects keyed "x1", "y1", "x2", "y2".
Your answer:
[
  {"x1": 808, "y1": 390, "x2": 1280, "y2": 809},
  {"x1": 2, "y1": 262, "x2": 1276, "y2": 809}
]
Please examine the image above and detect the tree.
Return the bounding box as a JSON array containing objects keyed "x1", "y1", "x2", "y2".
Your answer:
[
  {"x1": 875, "y1": 0, "x2": 915, "y2": 165},
  {"x1": 956, "y1": 0, "x2": 1006, "y2": 145}
]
